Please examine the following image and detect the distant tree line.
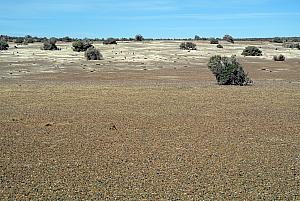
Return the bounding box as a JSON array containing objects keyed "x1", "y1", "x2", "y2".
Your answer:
[{"x1": 1, "y1": 34, "x2": 300, "y2": 43}]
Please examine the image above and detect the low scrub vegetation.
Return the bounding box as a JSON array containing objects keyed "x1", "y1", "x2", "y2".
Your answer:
[
  {"x1": 14, "y1": 38, "x2": 24, "y2": 44},
  {"x1": 283, "y1": 42, "x2": 300, "y2": 49},
  {"x1": 0, "y1": 40, "x2": 9, "y2": 50},
  {"x1": 273, "y1": 54, "x2": 285, "y2": 61},
  {"x1": 85, "y1": 47, "x2": 103, "y2": 60},
  {"x1": 103, "y1": 38, "x2": 117, "y2": 45},
  {"x1": 208, "y1": 55, "x2": 251, "y2": 86},
  {"x1": 217, "y1": 44, "x2": 223, "y2": 48},
  {"x1": 273, "y1": 37, "x2": 284, "y2": 43},
  {"x1": 180, "y1": 42, "x2": 197, "y2": 50},
  {"x1": 42, "y1": 38, "x2": 59, "y2": 50},
  {"x1": 24, "y1": 36, "x2": 34, "y2": 44},
  {"x1": 210, "y1": 38, "x2": 219, "y2": 44},
  {"x1": 72, "y1": 40, "x2": 93, "y2": 52},
  {"x1": 223, "y1": 35, "x2": 234, "y2": 43},
  {"x1": 242, "y1": 46, "x2": 262, "y2": 56}
]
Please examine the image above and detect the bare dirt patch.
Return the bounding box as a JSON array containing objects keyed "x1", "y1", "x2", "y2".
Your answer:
[{"x1": 0, "y1": 41, "x2": 299, "y2": 200}]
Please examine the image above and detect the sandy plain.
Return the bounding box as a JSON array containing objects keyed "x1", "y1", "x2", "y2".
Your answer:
[{"x1": 0, "y1": 40, "x2": 299, "y2": 200}]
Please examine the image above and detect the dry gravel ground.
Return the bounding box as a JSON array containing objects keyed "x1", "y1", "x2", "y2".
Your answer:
[{"x1": 0, "y1": 41, "x2": 300, "y2": 200}]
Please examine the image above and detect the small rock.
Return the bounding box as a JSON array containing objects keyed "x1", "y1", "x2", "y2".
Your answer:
[{"x1": 109, "y1": 125, "x2": 117, "y2": 130}]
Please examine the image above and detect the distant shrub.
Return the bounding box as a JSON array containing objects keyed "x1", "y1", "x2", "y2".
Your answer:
[
  {"x1": 135, "y1": 34, "x2": 144, "y2": 41},
  {"x1": 0, "y1": 40, "x2": 9, "y2": 50},
  {"x1": 283, "y1": 42, "x2": 300, "y2": 49},
  {"x1": 24, "y1": 35, "x2": 34, "y2": 44},
  {"x1": 273, "y1": 54, "x2": 285, "y2": 61},
  {"x1": 34, "y1": 38, "x2": 43, "y2": 43},
  {"x1": 180, "y1": 42, "x2": 197, "y2": 50},
  {"x1": 273, "y1": 37, "x2": 283, "y2": 43},
  {"x1": 208, "y1": 55, "x2": 251, "y2": 86},
  {"x1": 194, "y1": 35, "x2": 200, "y2": 40},
  {"x1": 61, "y1": 36, "x2": 73, "y2": 42},
  {"x1": 210, "y1": 38, "x2": 219, "y2": 44},
  {"x1": 242, "y1": 46, "x2": 262, "y2": 56},
  {"x1": 42, "y1": 37, "x2": 59, "y2": 50},
  {"x1": 223, "y1": 35, "x2": 234, "y2": 43},
  {"x1": 217, "y1": 44, "x2": 223, "y2": 48},
  {"x1": 49, "y1": 37, "x2": 57, "y2": 44},
  {"x1": 103, "y1": 38, "x2": 117, "y2": 45},
  {"x1": 85, "y1": 47, "x2": 103, "y2": 60},
  {"x1": 14, "y1": 38, "x2": 24, "y2": 44},
  {"x1": 72, "y1": 40, "x2": 93, "y2": 52}
]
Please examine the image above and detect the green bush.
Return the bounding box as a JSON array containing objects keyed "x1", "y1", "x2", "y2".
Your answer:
[
  {"x1": 210, "y1": 38, "x2": 219, "y2": 44},
  {"x1": 273, "y1": 54, "x2": 285, "y2": 61},
  {"x1": 208, "y1": 55, "x2": 252, "y2": 86},
  {"x1": 85, "y1": 47, "x2": 103, "y2": 60},
  {"x1": 223, "y1": 35, "x2": 234, "y2": 43},
  {"x1": 0, "y1": 40, "x2": 9, "y2": 50},
  {"x1": 241, "y1": 46, "x2": 262, "y2": 56},
  {"x1": 217, "y1": 44, "x2": 223, "y2": 48},
  {"x1": 180, "y1": 42, "x2": 196, "y2": 50},
  {"x1": 42, "y1": 38, "x2": 59, "y2": 50},
  {"x1": 72, "y1": 40, "x2": 93, "y2": 52},
  {"x1": 135, "y1": 34, "x2": 144, "y2": 41}
]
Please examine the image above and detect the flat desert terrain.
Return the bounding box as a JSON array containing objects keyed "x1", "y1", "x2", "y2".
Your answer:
[{"x1": 0, "y1": 41, "x2": 299, "y2": 200}]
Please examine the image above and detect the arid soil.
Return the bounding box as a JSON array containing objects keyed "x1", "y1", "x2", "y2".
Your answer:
[{"x1": 0, "y1": 41, "x2": 299, "y2": 200}]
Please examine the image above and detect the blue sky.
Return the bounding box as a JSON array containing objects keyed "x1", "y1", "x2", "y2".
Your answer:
[{"x1": 1, "y1": 0, "x2": 300, "y2": 38}]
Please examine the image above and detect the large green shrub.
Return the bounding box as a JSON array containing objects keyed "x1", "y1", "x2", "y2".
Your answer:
[
  {"x1": 223, "y1": 35, "x2": 234, "y2": 43},
  {"x1": 85, "y1": 47, "x2": 103, "y2": 60},
  {"x1": 180, "y1": 42, "x2": 197, "y2": 50},
  {"x1": 241, "y1": 46, "x2": 262, "y2": 56},
  {"x1": 0, "y1": 40, "x2": 9, "y2": 50},
  {"x1": 72, "y1": 40, "x2": 93, "y2": 52},
  {"x1": 42, "y1": 38, "x2": 59, "y2": 50},
  {"x1": 208, "y1": 55, "x2": 252, "y2": 86}
]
